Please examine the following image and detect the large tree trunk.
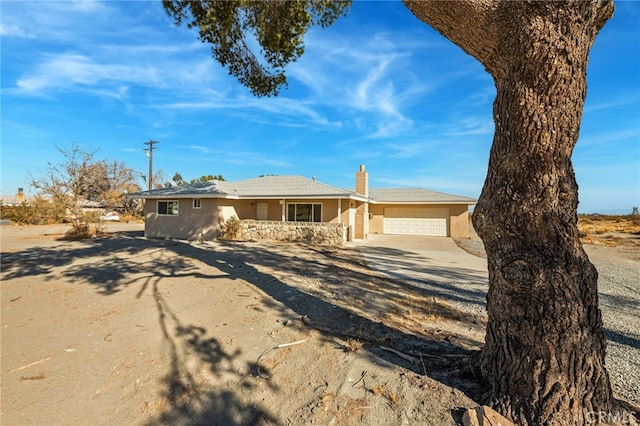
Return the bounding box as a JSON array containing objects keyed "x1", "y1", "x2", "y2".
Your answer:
[{"x1": 403, "y1": 1, "x2": 615, "y2": 424}]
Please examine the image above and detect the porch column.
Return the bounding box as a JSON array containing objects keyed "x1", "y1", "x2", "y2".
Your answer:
[
  {"x1": 337, "y1": 199, "x2": 342, "y2": 224},
  {"x1": 280, "y1": 199, "x2": 285, "y2": 221}
]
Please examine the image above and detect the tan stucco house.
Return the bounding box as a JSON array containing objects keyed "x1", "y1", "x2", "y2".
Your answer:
[{"x1": 129, "y1": 165, "x2": 476, "y2": 243}]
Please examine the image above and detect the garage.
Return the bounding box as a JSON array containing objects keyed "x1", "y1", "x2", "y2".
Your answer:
[{"x1": 382, "y1": 206, "x2": 449, "y2": 236}]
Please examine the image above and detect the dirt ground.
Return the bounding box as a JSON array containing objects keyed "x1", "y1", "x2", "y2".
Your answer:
[
  {"x1": 0, "y1": 224, "x2": 636, "y2": 425},
  {"x1": 1, "y1": 224, "x2": 489, "y2": 426}
]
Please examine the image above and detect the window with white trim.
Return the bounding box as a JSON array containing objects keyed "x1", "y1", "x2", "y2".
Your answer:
[
  {"x1": 287, "y1": 203, "x2": 322, "y2": 222},
  {"x1": 157, "y1": 200, "x2": 179, "y2": 216},
  {"x1": 193, "y1": 198, "x2": 201, "y2": 209}
]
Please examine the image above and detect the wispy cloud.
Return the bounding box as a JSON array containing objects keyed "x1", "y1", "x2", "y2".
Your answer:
[
  {"x1": 584, "y1": 97, "x2": 640, "y2": 113},
  {"x1": 1, "y1": 0, "x2": 115, "y2": 43},
  {"x1": 445, "y1": 117, "x2": 494, "y2": 136},
  {"x1": 184, "y1": 145, "x2": 214, "y2": 155},
  {"x1": 385, "y1": 141, "x2": 430, "y2": 159},
  {"x1": 166, "y1": 94, "x2": 342, "y2": 129},
  {"x1": 15, "y1": 53, "x2": 158, "y2": 94},
  {"x1": 3, "y1": 0, "x2": 222, "y2": 102},
  {"x1": 0, "y1": 23, "x2": 35, "y2": 38},
  {"x1": 577, "y1": 128, "x2": 640, "y2": 146},
  {"x1": 10, "y1": 48, "x2": 225, "y2": 102},
  {"x1": 221, "y1": 152, "x2": 293, "y2": 168}
]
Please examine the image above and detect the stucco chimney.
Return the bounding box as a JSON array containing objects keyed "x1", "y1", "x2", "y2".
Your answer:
[
  {"x1": 356, "y1": 164, "x2": 368, "y2": 197},
  {"x1": 16, "y1": 188, "x2": 25, "y2": 203},
  {"x1": 354, "y1": 165, "x2": 369, "y2": 240}
]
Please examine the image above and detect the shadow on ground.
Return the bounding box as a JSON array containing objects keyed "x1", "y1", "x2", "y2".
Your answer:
[{"x1": 1, "y1": 232, "x2": 490, "y2": 424}]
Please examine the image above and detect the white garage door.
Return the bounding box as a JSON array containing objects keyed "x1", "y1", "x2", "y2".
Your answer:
[
  {"x1": 383, "y1": 217, "x2": 447, "y2": 236},
  {"x1": 382, "y1": 206, "x2": 448, "y2": 236}
]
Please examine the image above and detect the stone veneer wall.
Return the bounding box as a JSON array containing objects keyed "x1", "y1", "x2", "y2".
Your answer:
[{"x1": 239, "y1": 220, "x2": 346, "y2": 245}]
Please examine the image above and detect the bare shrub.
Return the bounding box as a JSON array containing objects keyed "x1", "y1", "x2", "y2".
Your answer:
[
  {"x1": 220, "y1": 217, "x2": 241, "y2": 240},
  {"x1": 344, "y1": 338, "x2": 363, "y2": 353},
  {"x1": 1, "y1": 198, "x2": 66, "y2": 225},
  {"x1": 62, "y1": 212, "x2": 105, "y2": 240}
]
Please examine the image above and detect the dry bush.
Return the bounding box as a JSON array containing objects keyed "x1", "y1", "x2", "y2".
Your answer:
[
  {"x1": 1, "y1": 198, "x2": 66, "y2": 225},
  {"x1": 344, "y1": 338, "x2": 364, "y2": 353},
  {"x1": 118, "y1": 213, "x2": 144, "y2": 223},
  {"x1": 220, "y1": 216, "x2": 241, "y2": 240},
  {"x1": 62, "y1": 222, "x2": 105, "y2": 240},
  {"x1": 61, "y1": 212, "x2": 105, "y2": 240},
  {"x1": 578, "y1": 214, "x2": 640, "y2": 235}
]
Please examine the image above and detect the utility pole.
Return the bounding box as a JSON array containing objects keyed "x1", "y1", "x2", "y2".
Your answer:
[{"x1": 143, "y1": 140, "x2": 159, "y2": 191}]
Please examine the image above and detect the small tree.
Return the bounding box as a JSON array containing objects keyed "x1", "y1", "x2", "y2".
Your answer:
[
  {"x1": 30, "y1": 145, "x2": 141, "y2": 233},
  {"x1": 142, "y1": 169, "x2": 168, "y2": 189},
  {"x1": 31, "y1": 144, "x2": 103, "y2": 235},
  {"x1": 100, "y1": 159, "x2": 142, "y2": 215},
  {"x1": 189, "y1": 174, "x2": 225, "y2": 184},
  {"x1": 172, "y1": 172, "x2": 186, "y2": 186}
]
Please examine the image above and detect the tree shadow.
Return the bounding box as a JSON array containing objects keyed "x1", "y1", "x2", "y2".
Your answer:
[
  {"x1": 604, "y1": 329, "x2": 640, "y2": 350},
  {"x1": 1, "y1": 232, "x2": 491, "y2": 424},
  {"x1": 147, "y1": 278, "x2": 279, "y2": 426}
]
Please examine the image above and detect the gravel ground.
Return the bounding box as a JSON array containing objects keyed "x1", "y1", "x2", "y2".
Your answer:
[{"x1": 453, "y1": 237, "x2": 640, "y2": 406}]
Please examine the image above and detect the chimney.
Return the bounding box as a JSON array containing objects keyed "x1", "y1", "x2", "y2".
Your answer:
[
  {"x1": 354, "y1": 165, "x2": 369, "y2": 240},
  {"x1": 16, "y1": 188, "x2": 25, "y2": 203},
  {"x1": 355, "y1": 164, "x2": 368, "y2": 197}
]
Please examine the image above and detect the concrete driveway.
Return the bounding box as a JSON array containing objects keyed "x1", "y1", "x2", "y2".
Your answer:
[{"x1": 350, "y1": 234, "x2": 488, "y2": 284}]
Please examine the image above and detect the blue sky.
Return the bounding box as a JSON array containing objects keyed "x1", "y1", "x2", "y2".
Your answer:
[{"x1": 1, "y1": 1, "x2": 638, "y2": 214}]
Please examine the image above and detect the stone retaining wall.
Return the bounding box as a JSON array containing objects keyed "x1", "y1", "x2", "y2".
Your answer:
[{"x1": 238, "y1": 220, "x2": 346, "y2": 245}]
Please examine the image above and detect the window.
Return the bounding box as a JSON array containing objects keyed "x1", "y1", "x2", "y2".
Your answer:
[
  {"x1": 193, "y1": 198, "x2": 201, "y2": 209},
  {"x1": 287, "y1": 203, "x2": 322, "y2": 222},
  {"x1": 157, "y1": 200, "x2": 179, "y2": 216}
]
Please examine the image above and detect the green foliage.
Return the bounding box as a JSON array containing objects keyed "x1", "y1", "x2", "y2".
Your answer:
[
  {"x1": 190, "y1": 174, "x2": 225, "y2": 184},
  {"x1": 172, "y1": 172, "x2": 186, "y2": 185},
  {"x1": 163, "y1": 0, "x2": 351, "y2": 96}
]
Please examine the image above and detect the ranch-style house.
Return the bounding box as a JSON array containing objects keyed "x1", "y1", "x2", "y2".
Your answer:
[{"x1": 129, "y1": 165, "x2": 476, "y2": 244}]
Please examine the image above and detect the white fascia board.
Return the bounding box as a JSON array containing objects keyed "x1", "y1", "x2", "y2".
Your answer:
[
  {"x1": 126, "y1": 193, "x2": 239, "y2": 200},
  {"x1": 368, "y1": 200, "x2": 477, "y2": 205},
  {"x1": 237, "y1": 194, "x2": 353, "y2": 200}
]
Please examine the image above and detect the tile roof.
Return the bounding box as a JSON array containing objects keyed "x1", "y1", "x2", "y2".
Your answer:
[
  {"x1": 130, "y1": 175, "x2": 360, "y2": 199},
  {"x1": 129, "y1": 176, "x2": 476, "y2": 204},
  {"x1": 131, "y1": 180, "x2": 236, "y2": 198},
  {"x1": 369, "y1": 188, "x2": 477, "y2": 204},
  {"x1": 233, "y1": 175, "x2": 353, "y2": 197}
]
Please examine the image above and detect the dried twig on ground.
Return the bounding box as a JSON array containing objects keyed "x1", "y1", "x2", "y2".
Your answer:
[
  {"x1": 378, "y1": 346, "x2": 417, "y2": 365},
  {"x1": 255, "y1": 339, "x2": 307, "y2": 379},
  {"x1": 9, "y1": 357, "x2": 51, "y2": 374}
]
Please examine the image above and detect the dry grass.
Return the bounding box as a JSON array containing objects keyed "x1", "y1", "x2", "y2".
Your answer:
[
  {"x1": 344, "y1": 338, "x2": 364, "y2": 353},
  {"x1": 61, "y1": 223, "x2": 105, "y2": 240},
  {"x1": 578, "y1": 214, "x2": 640, "y2": 235},
  {"x1": 370, "y1": 385, "x2": 399, "y2": 409},
  {"x1": 578, "y1": 214, "x2": 640, "y2": 247},
  {"x1": 381, "y1": 294, "x2": 474, "y2": 338}
]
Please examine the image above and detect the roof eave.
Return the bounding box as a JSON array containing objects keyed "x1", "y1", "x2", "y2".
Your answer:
[
  {"x1": 126, "y1": 193, "x2": 237, "y2": 200},
  {"x1": 127, "y1": 193, "x2": 363, "y2": 200},
  {"x1": 368, "y1": 200, "x2": 477, "y2": 205}
]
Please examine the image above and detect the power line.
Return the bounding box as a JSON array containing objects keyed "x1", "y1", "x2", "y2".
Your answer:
[{"x1": 143, "y1": 140, "x2": 159, "y2": 191}]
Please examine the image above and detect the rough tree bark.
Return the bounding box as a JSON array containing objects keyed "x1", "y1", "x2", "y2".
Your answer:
[{"x1": 403, "y1": 1, "x2": 615, "y2": 424}]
